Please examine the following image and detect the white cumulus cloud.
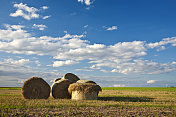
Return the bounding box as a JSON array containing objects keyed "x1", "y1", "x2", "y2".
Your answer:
[
  {"x1": 42, "y1": 15, "x2": 51, "y2": 19},
  {"x1": 33, "y1": 24, "x2": 47, "y2": 30},
  {"x1": 147, "y1": 80, "x2": 156, "y2": 84},
  {"x1": 84, "y1": 25, "x2": 88, "y2": 28},
  {"x1": 53, "y1": 60, "x2": 78, "y2": 67},
  {"x1": 0, "y1": 24, "x2": 176, "y2": 74},
  {"x1": 0, "y1": 58, "x2": 59, "y2": 86},
  {"x1": 107, "y1": 26, "x2": 118, "y2": 31},
  {"x1": 3, "y1": 58, "x2": 30, "y2": 66},
  {"x1": 10, "y1": 3, "x2": 49, "y2": 20},
  {"x1": 4, "y1": 24, "x2": 25, "y2": 30},
  {"x1": 172, "y1": 61, "x2": 176, "y2": 65},
  {"x1": 10, "y1": 3, "x2": 39, "y2": 20},
  {"x1": 147, "y1": 37, "x2": 176, "y2": 49},
  {"x1": 41, "y1": 6, "x2": 48, "y2": 10},
  {"x1": 77, "y1": 0, "x2": 93, "y2": 6}
]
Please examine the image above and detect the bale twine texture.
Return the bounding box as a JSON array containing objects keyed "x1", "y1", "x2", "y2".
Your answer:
[
  {"x1": 76, "y1": 80, "x2": 96, "y2": 84},
  {"x1": 22, "y1": 77, "x2": 50, "y2": 99},
  {"x1": 62, "y1": 73, "x2": 80, "y2": 83},
  {"x1": 51, "y1": 79, "x2": 72, "y2": 99},
  {"x1": 68, "y1": 83, "x2": 102, "y2": 100}
]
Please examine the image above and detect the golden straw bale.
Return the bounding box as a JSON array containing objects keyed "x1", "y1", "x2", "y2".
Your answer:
[
  {"x1": 68, "y1": 83, "x2": 102, "y2": 100},
  {"x1": 76, "y1": 80, "x2": 96, "y2": 84},
  {"x1": 68, "y1": 83, "x2": 102, "y2": 94},
  {"x1": 62, "y1": 73, "x2": 80, "y2": 83},
  {"x1": 22, "y1": 77, "x2": 50, "y2": 99},
  {"x1": 51, "y1": 79, "x2": 72, "y2": 99},
  {"x1": 54, "y1": 78, "x2": 61, "y2": 82},
  {"x1": 71, "y1": 91, "x2": 99, "y2": 100}
]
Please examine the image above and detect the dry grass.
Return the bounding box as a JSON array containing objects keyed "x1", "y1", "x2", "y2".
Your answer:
[{"x1": 0, "y1": 87, "x2": 176, "y2": 116}]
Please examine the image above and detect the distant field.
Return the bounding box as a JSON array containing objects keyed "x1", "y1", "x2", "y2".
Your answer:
[
  {"x1": 0, "y1": 87, "x2": 21, "y2": 90},
  {"x1": 0, "y1": 87, "x2": 176, "y2": 116},
  {"x1": 102, "y1": 87, "x2": 176, "y2": 92}
]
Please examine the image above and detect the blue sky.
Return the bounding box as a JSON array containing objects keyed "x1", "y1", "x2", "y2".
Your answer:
[{"x1": 0, "y1": 0, "x2": 176, "y2": 87}]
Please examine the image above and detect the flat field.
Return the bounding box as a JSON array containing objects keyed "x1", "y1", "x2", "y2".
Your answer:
[{"x1": 0, "y1": 87, "x2": 176, "y2": 116}]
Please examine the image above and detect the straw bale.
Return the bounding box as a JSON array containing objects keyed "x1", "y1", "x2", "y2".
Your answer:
[
  {"x1": 22, "y1": 77, "x2": 50, "y2": 99},
  {"x1": 76, "y1": 80, "x2": 96, "y2": 84},
  {"x1": 54, "y1": 78, "x2": 61, "y2": 82},
  {"x1": 68, "y1": 83, "x2": 102, "y2": 94},
  {"x1": 62, "y1": 73, "x2": 80, "y2": 83},
  {"x1": 51, "y1": 79, "x2": 72, "y2": 99},
  {"x1": 71, "y1": 91, "x2": 99, "y2": 100}
]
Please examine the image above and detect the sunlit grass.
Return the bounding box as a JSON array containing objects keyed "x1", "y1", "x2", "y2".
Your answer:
[
  {"x1": 0, "y1": 87, "x2": 21, "y2": 90},
  {"x1": 102, "y1": 87, "x2": 176, "y2": 92},
  {"x1": 0, "y1": 87, "x2": 175, "y2": 116}
]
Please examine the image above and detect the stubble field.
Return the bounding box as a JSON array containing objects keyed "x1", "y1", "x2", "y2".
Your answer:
[{"x1": 0, "y1": 87, "x2": 176, "y2": 116}]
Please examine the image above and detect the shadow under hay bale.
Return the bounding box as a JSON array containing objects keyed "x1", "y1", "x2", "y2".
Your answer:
[
  {"x1": 98, "y1": 96, "x2": 154, "y2": 102},
  {"x1": 51, "y1": 79, "x2": 72, "y2": 99},
  {"x1": 22, "y1": 77, "x2": 50, "y2": 99},
  {"x1": 76, "y1": 80, "x2": 97, "y2": 84},
  {"x1": 68, "y1": 83, "x2": 102, "y2": 100},
  {"x1": 62, "y1": 73, "x2": 80, "y2": 83}
]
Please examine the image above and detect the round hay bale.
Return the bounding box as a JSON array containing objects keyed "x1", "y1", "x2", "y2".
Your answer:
[
  {"x1": 51, "y1": 79, "x2": 72, "y2": 99},
  {"x1": 54, "y1": 78, "x2": 61, "y2": 82},
  {"x1": 62, "y1": 73, "x2": 80, "y2": 83},
  {"x1": 71, "y1": 91, "x2": 99, "y2": 100},
  {"x1": 22, "y1": 77, "x2": 50, "y2": 99},
  {"x1": 76, "y1": 80, "x2": 96, "y2": 84},
  {"x1": 68, "y1": 83, "x2": 102, "y2": 100}
]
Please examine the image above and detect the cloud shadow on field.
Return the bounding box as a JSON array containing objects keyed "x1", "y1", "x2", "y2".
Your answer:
[{"x1": 98, "y1": 96, "x2": 154, "y2": 102}]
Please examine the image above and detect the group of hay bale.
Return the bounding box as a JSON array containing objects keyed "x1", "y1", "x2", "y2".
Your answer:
[{"x1": 22, "y1": 73, "x2": 102, "y2": 100}]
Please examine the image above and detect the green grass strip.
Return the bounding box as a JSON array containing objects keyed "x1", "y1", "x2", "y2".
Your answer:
[
  {"x1": 102, "y1": 87, "x2": 176, "y2": 92},
  {"x1": 0, "y1": 87, "x2": 21, "y2": 90}
]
